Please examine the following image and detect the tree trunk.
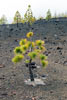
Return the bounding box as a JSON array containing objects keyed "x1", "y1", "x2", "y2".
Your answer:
[
  {"x1": 17, "y1": 16, "x2": 18, "y2": 27},
  {"x1": 28, "y1": 59, "x2": 34, "y2": 81},
  {"x1": 17, "y1": 22, "x2": 18, "y2": 27},
  {"x1": 29, "y1": 65, "x2": 34, "y2": 81},
  {"x1": 28, "y1": 22, "x2": 31, "y2": 31}
]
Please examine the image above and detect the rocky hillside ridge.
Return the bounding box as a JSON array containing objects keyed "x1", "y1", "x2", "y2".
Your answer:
[
  {"x1": 0, "y1": 17, "x2": 67, "y2": 100},
  {"x1": 0, "y1": 17, "x2": 67, "y2": 40}
]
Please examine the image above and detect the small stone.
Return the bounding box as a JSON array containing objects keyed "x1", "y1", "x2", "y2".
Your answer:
[
  {"x1": 41, "y1": 74, "x2": 48, "y2": 79},
  {"x1": 57, "y1": 47, "x2": 63, "y2": 50},
  {"x1": 1, "y1": 92, "x2": 8, "y2": 96},
  {"x1": 0, "y1": 77, "x2": 5, "y2": 80},
  {"x1": 9, "y1": 91, "x2": 17, "y2": 96},
  {"x1": 8, "y1": 35, "x2": 11, "y2": 37},
  {"x1": 54, "y1": 34, "x2": 57, "y2": 37},
  {"x1": 64, "y1": 82, "x2": 67, "y2": 84},
  {"x1": 19, "y1": 28, "x2": 21, "y2": 30},
  {"x1": 0, "y1": 64, "x2": 5, "y2": 68},
  {"x1": 32, "y1": 27, "x2": 34, "y2": 30},
  {"x1": 10, "y1": 50, "x2": 12, "y2": 52},
  {"x1": 44, "y1": 37, "x2": 47, "y2": 39},
  {"x1": 32, "y1": 97, "x2": 36, "y2": 100},
  {"x1": 10, "y1": 28, "x2": 13, "y2": 31},
  {"x1": 63, "y1": 61, "x2": 67, "y2": 65},
  {"x1": 15, "y1": 39, "x2": 18, "y2": 42},
  {"x1": 50, "y1": 90, "x2": 53, "y2": 93},
  {"x1": 24, "y1": 78, "x2": 45, "y2": 86}
]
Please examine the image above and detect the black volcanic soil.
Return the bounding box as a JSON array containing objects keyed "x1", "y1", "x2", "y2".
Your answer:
[{"x1": 0, "y1": 19, "x2": 67, "y2": 100}]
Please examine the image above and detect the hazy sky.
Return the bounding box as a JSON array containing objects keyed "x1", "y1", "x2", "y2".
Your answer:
[{"x1": 0, "y1": 0, "x2": 67, "y2": 23}]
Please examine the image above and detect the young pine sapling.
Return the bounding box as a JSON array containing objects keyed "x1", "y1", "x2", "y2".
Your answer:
[{"x1": 12, "y1": 32, "x2": 48, "y2": 81}]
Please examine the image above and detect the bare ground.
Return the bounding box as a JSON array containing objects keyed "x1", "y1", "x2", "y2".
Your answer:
[{"x1": 0, "y1": 22, "x2": 67, "y2": 100}]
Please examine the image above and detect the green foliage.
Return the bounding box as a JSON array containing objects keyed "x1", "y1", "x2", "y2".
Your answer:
[
  {"x1": 27, "y1": 41, "x2": 32, "y2": 47},
  {"x1": 13, "y1": 11, "x2": 22, "y2": 24},
  {"x1": 24, "y1": 5, "x2": 36, "y2": 25},
  {"x1": 12, "y1": 32, "x2": 48, "y2": 67},
  {"x1": 25, "y1": 60, "x2": 30, "y2": 63},
  {"x1": 0, "y1": 15, "x2": 8, "y2": 24},
  {"x1": 41, "y1": 60, "x2": 48, "y2": 67},
  {"x1": 46, "y1": 9, "x2": 52, "y2": 20},
  {"x1": 40, "y1": 54, "x2": 47, "y2": 60},
  {"x1": 14, "y1": 47, "x2": 23, "y2": 54},
  {"x1": 12, "y1": 55, "x2": 24, "y2": 63},
  {"x1": 21, "y1": 45, "x2": 28, "y2": 52},
  {"x1": 37, "y1": 16, "x2": 44, "y2": 20},
  {"x1": 28, "y1": 52, "x2": 37, "y2": 59},
  {"x1": 35, "y1": 40, "x2": 44, "y2": 47},
  {"x1": 19, "y1": 39, "x2": 27, "y2": 45}
]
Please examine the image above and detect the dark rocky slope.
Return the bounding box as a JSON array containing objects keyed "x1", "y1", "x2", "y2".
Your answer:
[{"x1": 0, "y1": 18, "x2": 67, "y2": 100}]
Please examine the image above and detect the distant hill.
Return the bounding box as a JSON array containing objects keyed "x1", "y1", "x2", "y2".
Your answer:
[{"x1": 0, "y1": 17, "x2": 67, "y2": 39}]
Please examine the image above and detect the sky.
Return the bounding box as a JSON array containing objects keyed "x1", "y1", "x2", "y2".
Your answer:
[{"x1": 0, "y1": 0, "x2": 67, "y2": 23}]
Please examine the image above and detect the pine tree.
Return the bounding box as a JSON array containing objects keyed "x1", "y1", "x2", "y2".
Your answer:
[
  {"x1": 24, "y1": 5, "x2": 36, "y2": 26},
  {"x1": 13, "y1": 11, "x2": 22, "y2": 27},
  {"x1": 0, "y1": 15, "x2": 7, "y2": 24},
  {"x1": 12, "y1": 32, "x2": 48, "y2": 81},
  {"x1": 46, "y1": 9, "x2": 52, "y2": 20}
]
